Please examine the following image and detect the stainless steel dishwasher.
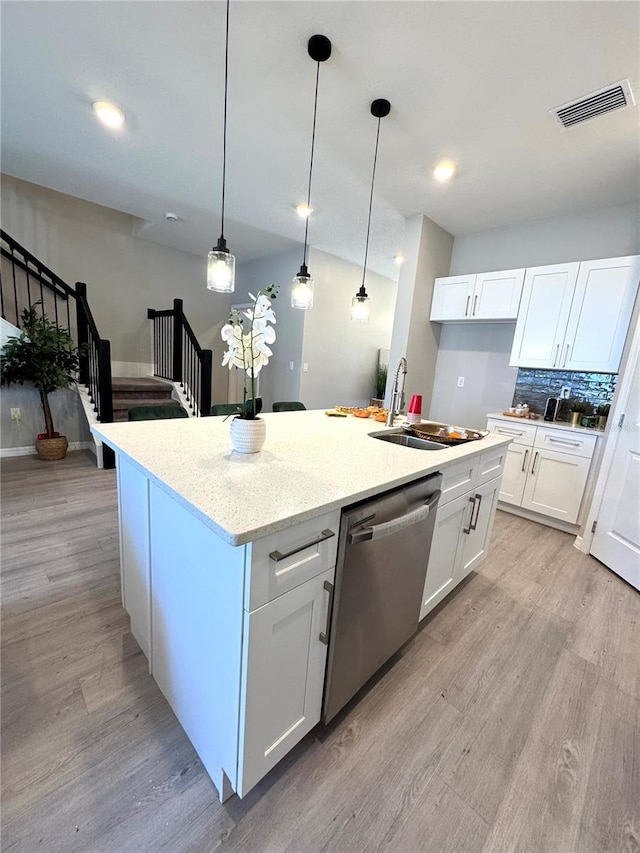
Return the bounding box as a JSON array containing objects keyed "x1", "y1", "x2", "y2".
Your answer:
[{"x1": 322, "y1": 473, "x2": 442, "y2": 724}]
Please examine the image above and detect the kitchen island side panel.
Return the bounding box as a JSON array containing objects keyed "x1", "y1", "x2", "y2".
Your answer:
[{"x1": 149, "y1": 482, "x2": 245, "y2": 800}]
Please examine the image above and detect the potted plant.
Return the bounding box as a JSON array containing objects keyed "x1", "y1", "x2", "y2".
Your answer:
[
  {"x1": 0, "y1": 304, "x2": 81, "y2": 461},
  {"x1": 221, "y1": 285, "x2": 278, "y2": 453},
  {"x1": 370, "y1": 364, "x2": 388, "y2": 407},
  {"x1": 570, "y1": 400, "x2": 591, "y2": 426},
  {"x1": 596, "y1": 403, "x2": 610, "y2": 430}
]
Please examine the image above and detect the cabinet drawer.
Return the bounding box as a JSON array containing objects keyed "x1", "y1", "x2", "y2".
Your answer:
[
  {"x1": 487, "y1": 418, "x2": 537, "y2": 446},
  {"x1": 534, "y1": 427, "x2": 597, "y2": 459},
  {"x1": 477, "y1": 446, "x2": 507, "y2": 486},
  {"x1": 440, "y1": 458, "x2": 480, "y2": 505},
  {"x1": 245, "y1": 510, "x2": 340, "y2": 611}
]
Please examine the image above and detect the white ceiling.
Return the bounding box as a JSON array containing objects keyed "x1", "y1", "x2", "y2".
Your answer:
[{"x1": 2, "y1": 1, "x2": 638, "y2": 281}]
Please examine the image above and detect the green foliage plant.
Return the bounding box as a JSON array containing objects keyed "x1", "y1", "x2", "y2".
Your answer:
[
  {"x1": 375, "y1": 365, "x2": 388, "y2": 399},
  {"x1": 596, "y1": 403, "x2": 610, "y2": 417},
  {"x1": 571, "y1": 400, "x2": 591, "y2": 415},
  {"x1": 0, "y1": 304, "x2": 80, "y2": 438}
]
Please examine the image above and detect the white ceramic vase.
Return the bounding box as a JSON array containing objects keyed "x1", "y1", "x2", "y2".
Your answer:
[{"x1": 230, "y1": 416, "x2": 266, "y2": 454}]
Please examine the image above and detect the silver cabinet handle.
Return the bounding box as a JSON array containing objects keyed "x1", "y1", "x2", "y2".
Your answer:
[
  {"x1": 470, "y1": 493, "x2": 482, "y2": 530},
  {"x1": 463, "y1": 495, "x2": 476, "y2": 534},
  {"x1": 269, "y1": 528, "x2": 335, "y2": 562},
  {"x1": 531, "y1": 451, "x2": 539, "y2": 475},
  {"x1": 319, "y1": 580, "x2": 333, "y2": 645},
  {"x1": 473, "y1": 294, "x2": 478, "y2": 316},
  {"x1": 548, "y1": 437, "x2": 581, "y2": 447},
  {"x1": 562, "y1": 343, "x2": 570, "y2": 368},
  {"x1": 521, "y1": 448, "x2": 529, "y2": 473},
  {"x1": 349, "y1": 491, "x2": 441, "y2": 544},
  {"x1": 554, "y1": 344, "x2": 560, "y2": 367},
  {"x1": 465, "y1": 295, "x2": 470, "y2": 317},
  {"x1": 497, "y1": 427, "x2": 524, "y2": 436}
]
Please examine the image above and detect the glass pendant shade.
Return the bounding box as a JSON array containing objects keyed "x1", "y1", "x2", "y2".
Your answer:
[
  {"x1": 291, "y1": 266, "x2": 314, "y2": 310},
  {"x1": 207, "y1": 243, "x2": 235, "y2": 293},
  {"x1": 350, "y1": 294, "x2": 370, "y2": 324}
]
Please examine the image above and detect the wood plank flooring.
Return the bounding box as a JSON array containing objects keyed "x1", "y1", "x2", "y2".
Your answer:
[{"x1": 1, "y1": 452, "x2": 638, "y2": 852}]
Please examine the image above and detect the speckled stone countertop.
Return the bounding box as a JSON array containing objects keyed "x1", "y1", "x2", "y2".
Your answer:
[
  {"x1": 486, "y1": 412, "x2": 605, "y2": 437},
  {"x1": 93, "y1": 411, "x2": 511, "y2": 546}
]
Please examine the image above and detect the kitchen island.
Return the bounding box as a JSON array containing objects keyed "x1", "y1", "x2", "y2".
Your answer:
[{"x1": 92, "y1": 411, "x2": 511, "y2": 801}]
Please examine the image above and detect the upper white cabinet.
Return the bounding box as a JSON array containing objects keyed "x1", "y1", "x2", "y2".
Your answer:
[
  {"x1": 430, "y1": 268, "x2": 525, "y2": 322},
  {"x1": 510, "y1": 256, "x2": 640, "y2": 372}
]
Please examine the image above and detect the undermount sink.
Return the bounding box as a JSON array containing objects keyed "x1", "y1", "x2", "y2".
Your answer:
[{"x1": 369, "y1": 429, "x2": 445, "y2": 451}]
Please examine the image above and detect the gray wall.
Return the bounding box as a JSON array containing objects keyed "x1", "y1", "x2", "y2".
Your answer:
[
  {"x1": 0, "y1": 386, "x2": 91, "y2": 449},
  {"x1": 299, "y1": 248, "x2": 397, "y2": 410},
  {"x1": 1, "y1": 175, "x2": 233, "y2": 399},
  {"x1": 431, "y1": 203, "x2": 640, "y2": 429},
  {"x1": 388, "y1": 215, "x2": 454, "y2": 413},
  {"x1": 450, "y1": 202, "x2": 640, "y2": 274},
  {"x1": 233, "y1": 249, "x2": 304, "y2": 412}
]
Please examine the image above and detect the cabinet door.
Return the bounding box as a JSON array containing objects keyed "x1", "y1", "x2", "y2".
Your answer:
[
  {"x1": 521, "y1": 448, "x2": 592, "y2": 524},
  {"x1": 237, "y1": 568, "x2": 333, "y2": 797},
  {"x1": 472, "y1": 268, "x2": 525, "y2": 320},
  {"x1": 562, "y1": 256, "x2": 640, "y2": 373},
  {"x1": 457, "y1": 478, "x2": 501, "y2": 580},
  {"x1": 499, "y1": 444, "x2": 530, "y2": 506},
  {"x1": 419, "y1": 493, "x2": 470, "y2": 620},
  {"x1": 509, "y1": 263, "x2": 579, "y2": 368},
  {"x1": 430, "y1": 274, "x2": 476, "y2": 321}
]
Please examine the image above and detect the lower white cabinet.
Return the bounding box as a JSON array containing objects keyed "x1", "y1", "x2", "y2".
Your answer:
[
  {"x1": 237, "y1": 567, "x2": 334, "y2": 797},
  {"x1": 520, "y1": 448, "x2": 592, "y2": 522},
  {"x1": 420, "y1": 454, "x2": 504, "y2": 621},
  {"x1": 487, "y1": 417, "x2": 598, "y2": 525}
]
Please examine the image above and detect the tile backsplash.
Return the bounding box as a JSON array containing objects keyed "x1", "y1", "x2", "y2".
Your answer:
[{"x1": 512, "y1": 369, "x2": 617, "y2": 420}]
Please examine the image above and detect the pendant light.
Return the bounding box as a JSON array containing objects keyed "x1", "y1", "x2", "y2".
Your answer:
[
  {"x1": 350, "y1": 98, "x2": 391, "y2": 324},
  {"x1": 207, "y1": 0, "x2": 235, "y2": 293},
  {"x1": 291, "y1": 34, "x2": 332, "y2": 310}
]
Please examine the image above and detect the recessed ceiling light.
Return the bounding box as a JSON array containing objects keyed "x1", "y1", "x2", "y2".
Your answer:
[
  {"x1": 394, "y1": 253, "x2": 405, "y2": 265},
  {"x1": 296, "y1": 203, "x2": 313, "y2": 219},
  {"x1": 433, "y1": 161, "x2": 456, "y2": 182},
  {"x1": 92, "y1": 100, "x2": 125, "y2": 129}
]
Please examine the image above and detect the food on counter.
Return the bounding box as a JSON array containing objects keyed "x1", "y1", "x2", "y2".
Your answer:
[
  {"x1": 325, "y1": 409, "x2": 348, "y2": 417},
  {"x1": 352, "y1": 409, "x2": 371, "y2": 418},
  {"x1": 373, "y1": 411, "x2": 389, "y2": 422}
]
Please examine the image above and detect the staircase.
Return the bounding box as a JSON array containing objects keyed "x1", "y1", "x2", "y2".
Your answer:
[{"x1": 111, "y1": 377, "x2": 181, "y2": 422}]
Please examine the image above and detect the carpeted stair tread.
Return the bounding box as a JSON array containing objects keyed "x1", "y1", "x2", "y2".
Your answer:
[{"x1": 112, "y1": 377, "x2": 175, "y2": 397}]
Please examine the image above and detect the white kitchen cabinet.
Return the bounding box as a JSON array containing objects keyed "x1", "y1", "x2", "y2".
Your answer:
[
  {"x1": 510, "y1": 263, "x2": 579, "y2": 368},
  {"x1": 486, "y1": 418, "x2": 598, "y2": 526},
  {"x1": 457, "y1": 477, "x2": 501, "y2": 579},
  {"x1": 420, "y1": 450, "x2": 505, "y2": 621},
  {"x1": 520, "y1": 448, "x2": 592, "y2": 523},
  {"x1": 431, "y1": 268, "x2": 525, "y2": 322},
  {"x1": 510, "y1": 255, "x2": 639, "y2": 371},
  {"x1": 237, "y1": 567, "x2": 333, "y2": 797}
]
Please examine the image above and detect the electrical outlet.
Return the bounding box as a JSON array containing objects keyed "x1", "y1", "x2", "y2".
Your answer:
[
  {"x1": 457, "y1": 377, "x2": 465, "y2": 388},
  {"x1": 10, "y1": 408, "x2": 21, "y2": 420},
  {"x1": 303, "y1": 363, "x2": 308, "y2": 373},
  {"x1": 561, "y1": 386, "x2": 571, "y2": 399},
  {"x1": 289, "y1": 361, "x2": 294, "y2": 371}
]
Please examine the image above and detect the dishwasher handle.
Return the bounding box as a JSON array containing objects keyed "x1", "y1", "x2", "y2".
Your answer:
[{"x1": 349, "y1": 490, "x2": 441, "y2": 544}]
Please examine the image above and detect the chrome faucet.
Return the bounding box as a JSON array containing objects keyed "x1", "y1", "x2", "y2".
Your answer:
[{"x1": 386, "y1": 357, "x2": 408, "y2": 426}]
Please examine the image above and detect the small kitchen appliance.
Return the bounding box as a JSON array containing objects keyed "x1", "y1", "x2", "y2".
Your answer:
[{"x1": 544, "y1": 396, "x2": 561, "y2": 421}]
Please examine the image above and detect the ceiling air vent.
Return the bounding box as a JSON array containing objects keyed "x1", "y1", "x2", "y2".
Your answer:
[{"x1": 551, "y1": 79, "x2": 635, "y2": 130}]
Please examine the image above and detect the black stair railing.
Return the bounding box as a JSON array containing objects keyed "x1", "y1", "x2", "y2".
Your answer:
[
  {"x1": 0, "y1": 230, "x2": 114, "y2": 465},
  {"x1": 148, "y1": 298, "x2": 212, "y2": 416}
]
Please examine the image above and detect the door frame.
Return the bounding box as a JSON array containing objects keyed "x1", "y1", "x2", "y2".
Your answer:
[{"x1": 577, "y1": 286, "x2": 640, "y2": 554}]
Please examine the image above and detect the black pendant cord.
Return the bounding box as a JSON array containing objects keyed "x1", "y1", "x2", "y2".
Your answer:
[
  {"x1": 220, "y1": 0, "x2": 230, "y2": 241},
  {"x1": 302, "y1": 61, "x2": 321, "y2": 269},
  {"x1": 359, "y1": 116, "x2": 382, "y2": 294}
]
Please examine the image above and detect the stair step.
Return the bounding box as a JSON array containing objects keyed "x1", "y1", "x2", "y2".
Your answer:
[{"x1": 112, "y1": 377, "x2": 174, "y2": 397}]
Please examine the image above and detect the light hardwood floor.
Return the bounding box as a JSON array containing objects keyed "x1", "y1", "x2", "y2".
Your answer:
[{"x1": 1, "y1": 452, "x2": 638, "y2": 852}]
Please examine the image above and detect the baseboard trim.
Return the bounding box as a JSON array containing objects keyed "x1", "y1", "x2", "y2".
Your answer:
[
  {"x1": 496, "y1": 501, "x2": 580, "y2": 535},
  {"x1": 0, "y1": 441, "x2": 93, "y2": 458}
]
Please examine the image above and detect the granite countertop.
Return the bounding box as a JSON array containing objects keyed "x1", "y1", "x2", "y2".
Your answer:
[
  {"x1": 93, "y1": 411, "x2": 511, "y2": 546},
  {"x1": 486, "y1": 412, "x2": 605, "y2": 437}
]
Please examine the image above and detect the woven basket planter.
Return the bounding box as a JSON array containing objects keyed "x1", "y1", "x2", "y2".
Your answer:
[{"x1": 35, "y1": 436, "x2": 69, "y2": 461}]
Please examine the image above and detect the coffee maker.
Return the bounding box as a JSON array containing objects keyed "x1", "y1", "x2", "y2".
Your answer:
[{"x1": 544, "y1": 397, "x2": 561, "y2": 421}]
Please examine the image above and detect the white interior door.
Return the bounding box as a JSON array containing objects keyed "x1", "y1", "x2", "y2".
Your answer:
[{"x1": 590, "y1": 344, "x2": 640, "y2": 590}]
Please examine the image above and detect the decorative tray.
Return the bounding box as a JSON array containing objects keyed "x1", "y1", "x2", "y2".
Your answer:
[{"x1": 403, "y1": 420, "x2": 489, "y2": 446}]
